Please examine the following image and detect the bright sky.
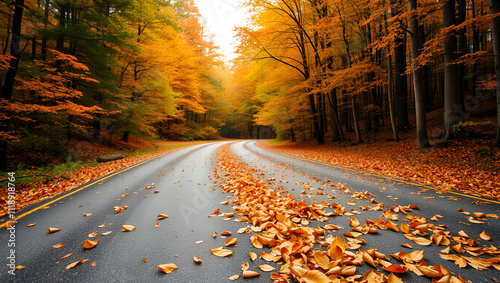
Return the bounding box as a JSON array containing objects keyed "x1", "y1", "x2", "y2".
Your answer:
[{"x1": 192, "y1": 0, "x2": 248, "y2": 61}]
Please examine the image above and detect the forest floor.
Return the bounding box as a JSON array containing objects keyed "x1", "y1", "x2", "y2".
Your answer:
[
  {"x1": 259, "y1": 105, "x2": 500, "y2": 200},
  {"x1": 0, "y1": 135, "x2": 217, "y2": 217}
]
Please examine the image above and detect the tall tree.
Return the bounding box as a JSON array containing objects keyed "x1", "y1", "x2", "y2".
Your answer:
[
  {"x1": 409, "y1": 0, "x2": 430, "y2": 149},
  {"x1": 0, "y1": 0, "x2": 24, "y2": 171},
  {"x1": 490, "y1": 0, "x2": 500, "y2": 147},
  {"x1": 442, "y1": 0, "x2": 461, "y2": 140}
]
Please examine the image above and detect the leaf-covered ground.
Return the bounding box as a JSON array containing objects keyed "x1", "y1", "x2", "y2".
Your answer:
[
  {"x1": 259, "y1": 137, "x2": 500, "y2": 200},
  {"x1": 213, "y1": 142, "x2": 500, "y2": 282}
]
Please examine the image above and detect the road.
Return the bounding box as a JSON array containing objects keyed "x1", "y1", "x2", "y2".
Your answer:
[{"x1": 1, "y1": 141, "x2": 499, "y2": 282}]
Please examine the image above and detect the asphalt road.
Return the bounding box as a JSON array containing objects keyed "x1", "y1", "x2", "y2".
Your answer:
[{"x1": 1, "y1": 141, "x2": 499, "y2": 282}]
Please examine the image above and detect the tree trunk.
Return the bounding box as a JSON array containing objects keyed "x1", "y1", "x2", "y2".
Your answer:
[
  {"x1": 352, "y1": 95, "x2": 363, "y2": 144},
  {"x1": 392, "y1": 0, "x2": 410, "y2": 131},
  {"x1": 384, "y1": 14, "x2": 399, "y2": 142},
  {"x1": 442, "y1": 0, "x2": 461, "y2": 140},
  {"x1": 308, "y1": 93, "x2": 324, "y2": 144},
  {"x1": 327, "y1": 88, "x2": 344, "y2": 141},
  {"x1": 0, "y1": 0, "x2": 25, "y2": 171},
  {"x1": 490, "y1": 0, "x2": 500, "y2": 147},
  {"x1": 409, "y1": 0, "x2": 430, "y2": 149}
]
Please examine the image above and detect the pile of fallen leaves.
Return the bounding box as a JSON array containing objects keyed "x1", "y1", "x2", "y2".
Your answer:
[
  {"x1": 214, "y1": 143, "x2": 499, "y2": 282},
  {"x1": 259, "y1": 139, "x2": 500, "y2": 200},
  {"x1": 0, "y1": 148, "x2": 176, "y2": 217}
]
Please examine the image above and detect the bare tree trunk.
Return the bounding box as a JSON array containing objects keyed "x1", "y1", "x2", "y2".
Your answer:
[
  {"x1": 442, "y1": 0, "x2": 461, "y2": 140},
  {"x1": 384, "y1": 14, "x2": 399, "y2": 142},
  {"x1": 327, "y1": 88, "x2": 344, "y2": 141},
  {"x1": 352, "y1": 95, "x2": 363, "y2": 144},
  {"x1": 409, "y1": 0, "x2": 430, "y2": 149},
  {"x1": 392, "y1": 0, "x2": 410, "y2": 131},
  {"x1": 490, "y1": 0, "x2": 500, "y2": 147},
  {"x1": 0, "y1": 0, "x2": 25, "y2": 171}
]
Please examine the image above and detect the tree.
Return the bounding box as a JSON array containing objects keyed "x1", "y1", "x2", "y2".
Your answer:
[
  {"x1": 409, "y1": 0, "x2": 430, "y2": 149},
  {"x1": 442, "y1": 0, "x2": 461, "y2": 140},
  {"x1": 491, "y1": 0, "x2": 500, "y2": 147}
]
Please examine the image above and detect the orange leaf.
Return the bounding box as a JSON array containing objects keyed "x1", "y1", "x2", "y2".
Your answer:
[
  {"x1": 48, "y1": 227, "x2": 60, "y2": 233},
  {"x1": 157, "y1": 214, "x2": 169, "y2": 219},
  {"x1": 224, "y1": 238, "x2": 238, "y2": 246},
  {"x1": 66, "y1": 259, "x2": 88, "y2": 269},
  {"x1": 122, "y1": 225, "x2": 136, "y2": 232},
  {"x1": 90, "y1": 261, "x2": 96, "y2": 267},
  {"x1": 480, "y1": 231, "x2": 491, "y2": 241},
  {"x1": 156, "y1": 263, "x2": 178, "y2": 274},
  {"x1": 221, "y1": 231, "x2": 231, "y2": 236},
  {"x1": 13, "y1": 265, "x2": 25, "y2": 270},
  {"x1": 60, "y1": 253, "x2": 72, "y2": 259},
  {"x1": 302, "y1": 270, "x2": 330, "y2": 282},
  {"x1": 243, "y1": 270, "x2": 260, "y2": 278},
  {"x1": 82, "y1": 239, "x2": 99, "y2": 249},
  {"x1": 210, "y1": 247, "x2": 234, "y2": 257},
  {"x1": 249, "y1": 251, "x2": 257, "y2": 261},
  {"x1": 228, "y1": 274, "x2": 240, "y2": 280},
  {"x1": 193, "y1": 254, "x2": 202, "y2": 264},
  {"x1": 258, "y1": 264, "x2": 275, "y2": 272},
  {"x1": 212, "y1": 231, "x2": 217, "y2": 238},
  {"x1": 26, "y1": 223, "x2": 36, "y2": 227},
  {"x1": 383, "y1": 265, "x2": 408, "y2": 273},
  {"x1": 155, "y1": 222, "x2": 160, "y2": 228},
  {"x1": 143, "y1": 257, "x2": 148, "y2": 263},
  {"x1": 52, "y1": 243, "x2": 65, "y2": 249}
]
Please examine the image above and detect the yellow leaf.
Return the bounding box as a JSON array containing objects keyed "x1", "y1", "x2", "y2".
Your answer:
[
  {"x1": 387, "y1": 273, "x2": 404, "y2": 283},
  {"x1": 228, "y1": 274, "x2": 240, "y2": 280}
]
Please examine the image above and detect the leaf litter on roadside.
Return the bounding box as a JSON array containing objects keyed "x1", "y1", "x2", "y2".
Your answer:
[{"x1": 210, "y1": 142, "x2": 500, "y2": 282}]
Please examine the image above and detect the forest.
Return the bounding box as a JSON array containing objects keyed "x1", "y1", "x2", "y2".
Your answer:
[{"x1": 1, "y1": 0, "x2": 500, "y2": 172}]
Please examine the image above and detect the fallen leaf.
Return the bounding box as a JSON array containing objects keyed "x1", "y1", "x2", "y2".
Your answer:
[
  {"x1": 210, "y1": 247, "x2": 234, "y2": 257},
  {"x1": 224, "y1": 238, "x2": 238, "y2": 247},
  {"x1": 195, "y1": 240, "x2": 203, "y2": 244},
  {"x1": 157, "y1": 214, "x2": 169, "y2": 219},
  {"x1": 480, "y1": 231, "x2": 491, "y2": 241},
  {"x1": 122, "y1": 225, "x2": 136, "y2": 232},
  {"x1": 156, "y1": 263, "x2": 178, "y2": 274},
  {"x1": 83, "y1": 213, "x2": 92, "y2": 217},
  {"x1": 52, "y1": 243, "x2": 65, "y2": 249},
  {"x1": 88, "y1": 232, "x2": 99, "y2": 238},
  {"x1": 212, "y1": 231, "x2": 217, "y2": 238},
  {"x1": 13, "y1": 265, "x2": 25, "y2": 270},
  {"x1": 66, "y1": 259, "x2": 88, "y2": 269},
  {"x1": 383, "y1": 264, "x2": 408, "y2": 273},
  {"x1": 241, "y1": 262, "x2": 249, "y2": 271},
  {"x1": 101, "y1": 231, "x2": 112, "y2": 236},
  {"x1": 228, "y1": 274, "x2": 240, "y2": 280},
  {"x1": 48, "y1": 227, "x2": 60, "y2": 233},
  {"x1": 82, "y1": 239, "x2": 99, "y2": 249},
  {"x1": 249, "y1": 251, "x2": 257, "y2": 261},
  {"x1": 258, "y1": 264, "x2": 275, "y2": 272},
  {"x1": 90, "y1": 261, "x2": 96, "y2": 267},
  {"x1": 143, "y1": 257, "x2": 148, "y2": 263},
  {"x1": 242, "y1": 270, "x2": 260, "y2": 278},
  {"x1": 193, "y1": 254, "x2": 202, "y2": 263},
  {"x1": 60, "y1": 253, "x2": 72, "y2": 259},
  {"x1": 221, "y1": 231, "x2": 231, "y2": 236},
  {"x1": 26, "y1": 223, "x2": 36, "y2": 227},
  {"x1": 155, "y1": 222, "x2": 160, "y2": 228}
]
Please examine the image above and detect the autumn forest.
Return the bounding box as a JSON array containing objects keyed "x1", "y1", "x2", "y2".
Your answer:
[{"x1": 0, "y1": 0, "x2": 500, "y2": 171}]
